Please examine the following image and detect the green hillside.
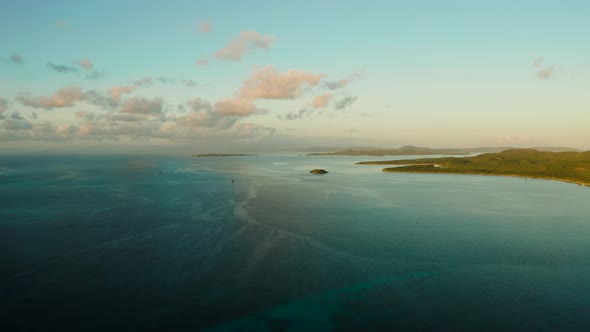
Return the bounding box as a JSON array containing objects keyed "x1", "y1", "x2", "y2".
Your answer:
[{"x1": 358, "y1": 149, "x2": 590, "y2": 186}]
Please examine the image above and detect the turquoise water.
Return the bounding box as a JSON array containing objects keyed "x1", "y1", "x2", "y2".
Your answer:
[{"x1": 1, "y1": 154, "x2": 590, "y2": 331}]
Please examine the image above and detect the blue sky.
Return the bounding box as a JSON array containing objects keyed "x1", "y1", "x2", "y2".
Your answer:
[{"x1": 1, "y1": 0, "x2": 589, "y2": 152}]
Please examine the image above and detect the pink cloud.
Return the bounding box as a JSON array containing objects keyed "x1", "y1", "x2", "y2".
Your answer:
[
  {"x1": 39, "y1": 87, "x2": 83, "y2": 108},
  {"x1": 109, "y1": 77, "x2": 152, "y2": 100},
  {"x1": 239, "y1": 66, "x2": 324, "y2": 99},
  {"x1": 312, "y1": 93, "x2": 333, "y2": 108},
  {"x1": 75, "y1": 57, "x2": 93, "y2": 69},
  {"x1": 214, "y1": 30, "x2": 275, "y2": 61},
  {"x1": 196, "y1": 58, "x2": 209, "y2": 66},
  {"x1": 17, "y1": 86, "x2": 84, "y2": 108},
  {"x1": 199, "y1": 21, "x2": 212, "y2": 33},
  {"x1": 110, "y1": 85, "x2": 135, "y2": 100},
  {"x1": 214, "y1": 98, "x2": 261, "y2": 116}
]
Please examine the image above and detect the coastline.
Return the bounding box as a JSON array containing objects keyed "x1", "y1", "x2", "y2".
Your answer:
[{"x1": 381, "y1": 168, "x2": 590, "y2": 188}]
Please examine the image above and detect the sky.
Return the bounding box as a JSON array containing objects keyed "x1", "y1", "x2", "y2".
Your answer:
[{"x1": 1, "y1": 0, "x2": 589, "y2": 152}]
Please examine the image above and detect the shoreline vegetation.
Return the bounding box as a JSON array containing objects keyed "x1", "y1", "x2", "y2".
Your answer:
[
  {"x1": 193, "y1": 154, "x2": 258, "y2": 157},
  {"x1": 358, "y1": 149, "x2": 590, "y2": 187},
  {"x1": 307, "y1": 145, "x2": 579, "y2": 156}
]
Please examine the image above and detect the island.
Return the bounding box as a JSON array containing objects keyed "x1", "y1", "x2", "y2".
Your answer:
[
  {"x1": 310, "y1": 169, "x2": 329, "y2": 174},
  {"x1": 193, "y1": 154, "x2": 257, "y2": 157},
  {"x1": 307, "y1": 145, "x2": 579, "y2": 156},
  {"x1": 358, "y1": 149, "x2": 590, "y2": 187}
]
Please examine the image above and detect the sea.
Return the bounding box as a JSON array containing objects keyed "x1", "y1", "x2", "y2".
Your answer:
[{"x1": 1, "y1": 153, "x2": 590, "y2": 331}]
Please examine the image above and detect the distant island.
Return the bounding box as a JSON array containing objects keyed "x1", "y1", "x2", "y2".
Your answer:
[
  {"x1": 310, "y1": 169, "x2": 329, "y2": 174},
  {"x1": 193, "y1": 154, "x2": 258, "y2": 157},
  {"x1": 307, "y1": 145, "x2": 579, "y2": 156},
  {"x1": 358, "y1": 149, "x2": 590, "y2": 187}
]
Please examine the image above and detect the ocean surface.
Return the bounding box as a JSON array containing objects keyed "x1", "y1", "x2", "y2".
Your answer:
[{"x1": 1, "y1": 154, "x2": 590, "y2": 331}]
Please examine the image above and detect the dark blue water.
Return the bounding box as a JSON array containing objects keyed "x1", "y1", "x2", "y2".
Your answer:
[{"x1": 1, "y1": 154, "x2": 590, "y2": 331}]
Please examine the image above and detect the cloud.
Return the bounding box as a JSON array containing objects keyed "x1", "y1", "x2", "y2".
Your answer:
[
  {"x1": 75, "y1": 57, "x2": 93, "y2": 69},
  {"x1": 120, "y1": 97, "x2": 164, "y2": 114},
  {"x1": 187, "y1": 98, "x2": 213, "y2": 112},
  {"x1": 47, "y1": 62, "x2": 79, "y2": 73},
  {"x1": 158, "y1": 121, "x2": 275, "y2": 141},
  {"x1": 76, "y1": 122, "x2": 134, "y2": 140},
  {"x1": 239, "y1": 66, "x2": 324, "y2": 99},
  {"x1": 176, "y1": 97, "x2": 259, "y2": 129},
  {"x1": 85, "y1": 77, "x2": 154, "y2": 108},
  {"x1": 532, "y1": 57, "x2": 544, "y2": 67},
  {"x1": 531, "y1": 58, "x2": 561, "y2": 79},
  {"x1": 55, "y1": 20, "x2": 67, "y2": 29},
  {"x1": 106, "y1": 113, "x2": 148, "y2": 122},
  {"x1": 75, "y1": 115, "x2": 273, "y2": 142},
  {"x1": 176, "y1": 110, "x2": 238, "y2": 129},
  {"x1": 0, "y1": 98, "x2": 8, "y2": 114},
  {"x1": 1, "y1": 112, "x2": 34, "y2": 131},
  {"x1": 536, "y1": 67, "x2": 555, "y2": 79},
  {"x1": 73, "y1": 58, "x2": 105, "y2": 79},
  {"x1": 3, "y1": 118, "x2": 32, "y2": 130},
  {"x1": 1, "y1": 110, "x2": 275, "y2": 142},
  {"x1": 156, "y1": 77, "x2": 177, "y2": 85},
  {"x1": 10, "y1": 111, "x2": 25, "y2": 120},
  {"x1": 183, "y1": 79, "x2": 197, "y2": 87},
  {"x1": 31, "y1": 121, "x2": 55, "y2": 137},
  {"x1": 17, "y1": 86, "x2": 84, "y2": 109},
  {"x1": 83, "y1": 90, "x2": 117, "y2": 109},
  {"x1": 133, "y1": 77, "x2": 153, "y2": 87},
  {"x1": 214, "y1": 30, "x2": 275, "y2": 61},
  {"x1": 231, "y1": 123, "x2": 276, "y2": 139},
  {"x1": 323, "y1": 79, "x2": 349, "y2": 90},
  {"x1": 109, "y1": 78, "x2": 151, "y2": 101},
  {"x1": 334, "y1": 96, "x2": 358, "y2": 110},
  {"x1": 55, "y1": 124, "x2": 78, "y2": 136},
  {"x1": 196, "y1": 58, "x2": 209, "y2": 66},
  {"x1": 86, "y1": 70, "x2": 105, "y2": 80},
  {"x1": 199, "y1": 21, "x2": 212, "y2": 33},
  {"x1": 48, "y1": 60, "x2": 106, "y2": 79},
  {"x1": 156, "y1": 77, "x2": 197, "y2": 87},
  {"x1": 3, "y1": 53, "x2": 23, "y2": 64},
  {"x1": 75, "y1": 111, "x2": 97, "y2": 120},
  {"x1": 110, "y1": 85, "x2": 137, "y2": 101},
  {"x1": 312, "y1": 93, "x2": 333, "y2": 108},
  {"x1": 214, "y1": 98, "x2": 262, "y2": 116},
  {"x1": 281, "y1": 109, "x2": 310, "y2": 120},
  {"x1": 323, "y1": 69, "x2": 364, "y2": 90}
]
